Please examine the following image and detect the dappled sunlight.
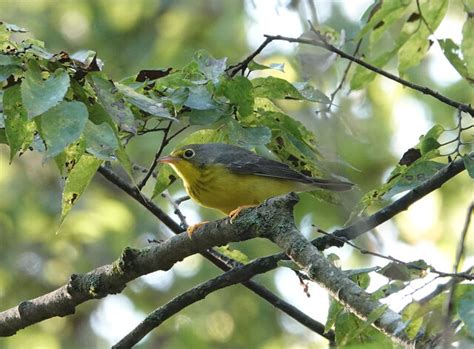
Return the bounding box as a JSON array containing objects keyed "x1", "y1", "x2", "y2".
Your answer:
[{"x1": 91, "y1": 294, "x2": 147, "y2": 346}]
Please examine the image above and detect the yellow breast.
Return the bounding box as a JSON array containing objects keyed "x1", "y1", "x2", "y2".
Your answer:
[{"x1": 168, "y1": 160, "x2": 307, "y2": 214}]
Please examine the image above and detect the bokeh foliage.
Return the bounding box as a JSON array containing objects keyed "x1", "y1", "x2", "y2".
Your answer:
[{"x1": 0, "y1": 1, "x2": 473, "y2": 348}]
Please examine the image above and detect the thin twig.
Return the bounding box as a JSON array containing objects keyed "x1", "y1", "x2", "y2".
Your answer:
[
  {"x1": 175, "y1": 195, "x2": 190, "y2": 205},
  {"x1": 442, "y1": 202, "x2": 474, "y2": 348},
  {"x1": 314, "y1": 154, "x2": 470, "y2": 250},
  {"x1": 137, "y1": 121, "x2": 173, "y2": 189},
  {"x1": 226, "y1": 37, "x2": 273, "y2": 77},
  {"x1": 315, "y1": 228, "x2": 474, "y2": 280},
  {"x1": 262, "y1": 34, "x2": 474, "y2": 117},
  {"x1": 161, "y1": 191, "x2": 188, "y2": 229},
  {"x1": 327, "y1": 38, "x2": 362, "y2": 110},
  {"x1": 137, "y1": 123, "x2": 189, "y2": 190}
]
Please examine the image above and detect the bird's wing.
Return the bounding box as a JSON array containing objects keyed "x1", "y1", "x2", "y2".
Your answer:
[
  {"x1": 215, "y1": 148, "x2": 353, "y2": 191},
  {"x1": 219, "y1": 150, "x2": 313, "y2": 183}
]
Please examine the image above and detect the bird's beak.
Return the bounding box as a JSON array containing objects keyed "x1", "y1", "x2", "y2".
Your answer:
[{"x1": 158, "y1": 155, "x2": 178, "y2": 164}]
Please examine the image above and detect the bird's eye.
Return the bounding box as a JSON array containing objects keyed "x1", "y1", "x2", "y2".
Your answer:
[{"x1": 182, "y1": 149, "x2": 195, "y2": 159}]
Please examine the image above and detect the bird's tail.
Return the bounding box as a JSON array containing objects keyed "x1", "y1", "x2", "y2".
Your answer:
[{"x1": 310, "y1": 178, "x2": 354, "y2": 191}]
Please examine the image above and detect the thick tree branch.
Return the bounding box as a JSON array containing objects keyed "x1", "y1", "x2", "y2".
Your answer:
[
  {"x1": 97, "y1": 166, "x2": 332, "y2": 339},
  {"x1": 195, "y1": 194, "x2": 414, "y2": 346},
  {"x1": 184, "y1": 154, "x2": 469, "y2": 287},
  {"x1": 262, "y1": 34, "x2": 474, "y2": 117},
  {"x1": 0, "y1": 203, "x2": 270, "y2": 336},
  {"x1": 0, "y1": 169, "x2": 330, "y2": 340}
]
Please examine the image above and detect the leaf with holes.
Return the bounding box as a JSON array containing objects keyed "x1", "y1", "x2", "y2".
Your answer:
[
  {"x1": 39, "y1": 101, "x2": 88, "y2": 158},
  {"x1": 60, "y1": 154, "x2": 102, "y2": 224},
  {"x1": 218, "y1": 75, "x2": 254, "y2": 117},
  {"x1": 152, "y1": 165, "x2": 178, "y2": 199},
  {"x1": 3, "y1": 85, "x2": 29, "y2": 161}
]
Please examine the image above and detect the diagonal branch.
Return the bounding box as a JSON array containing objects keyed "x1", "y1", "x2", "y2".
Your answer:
[
  {"x1": 97, "y1": 166, "x2": 332, "y2": 339},
  {"x1": 113, "y1": 255, "x2": 335, "y2": 348},
  {"x1": 193, "y1": 194, "x2": 415, "y2": 346},
  {"x1": 262, "y1": 34, "x2": 474, "y2": 117},
  {"x1": 0, "y1": 217, "x2": 255, "y2": 336},
  {"x1": 314, "y1": 153, "x2": 470, "y2": 250}
]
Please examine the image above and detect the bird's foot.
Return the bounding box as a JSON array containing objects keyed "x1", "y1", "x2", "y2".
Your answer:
[
  {"x1": 228, "y1": 205, "x2": 257, "y2": 223},
  {"x1": 186, "y1": 221, "x2": 210, "y2": 238}
]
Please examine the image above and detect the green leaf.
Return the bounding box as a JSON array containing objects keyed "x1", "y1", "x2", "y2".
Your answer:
[
  {"x1": 0, "y1": 54, "x2": 22, "y2": 82},
  {"x1": 83, "y1": 121, "x2": 119, "y2": 160},
  {"x1": 377, "y1": 260, "x2": 429, "y2": 281},
  {"x1": 464, "y1": 153, "x2": 474, "y2": 178},
  {"x1": 115, "y1": 83, "x2": 177, "y2": 121},
  {"x1": 325, "y1": 299, "x2": 343, "y2": 333},
  {"x1": 0, "y1": 129, "x2": 7, "y2": 144},
  {"x1": 219, "y1": 76, "x2": 254, "y2": 117},
  {"x1": 0, "y1": 54, "x2": 21, "y2": 66},
  {"x1": 457, "y1": 288, "x2": 474, "y2": 337},
  {"x1": 21, "y1": 61, "x2": 70, "y2": 118},
  {"x1": 2, "y1": 22, "x2": 27, "y2": 33},
  {"x1": 402, "y1": 302, "x2": 424, "y2": 339},
  {"x1": 178, "y1": 128, "x2": 228, "y2": 145},
  {"x1": 115, "y1": 144, "x2": 133, "y2": 178},
  {"x1": 371, "y1": 281, "x2": 408, "y2": 300},
  {"x1": 398, "y1": 0, "x2": 448, "y2": 75},
  {"x1": 0, "y1": 65, "x2": 22, "y2": 83},
  {"x1": 89, "y1": 73, "x2": 137, "y2": 134},
  {"x1": 188, "y1": 109, "x2": 224, "y2": 125},
  {"x1": 193, "y1": 50, "x2": 227, "y2": 83},
  {"x1": 438, "y1": 39, "x2": 469, "y2": 79},
  {"x1": 215, "y1": 245, "x2": 249, "y2": 264},
  {"x1": 293, "y1": 82, "x2": 330, "y2": 104},
  {"x1": 247, "y1": 61, "x2": 285, "y2": 72},
  {"x1": 40, "y1": 101, "x2": 88, "y2": 158},
  {"x1": 228, "y1": 120, "x2": 271, "y2": 147},
  {"x1": 419, "y1": 124, "x2": 444, "y2": 155},
  {"x1": 461, "y1": 16, "x2": 474, "y2": 79},
  {"x1": 54, "y1": 137, "x2": 86, "y2": 176},
  {"x1": 252, "y1": 76, "x2": 305, "y2": 100},
  {"x1": 3, "y1": 85, "x2": 29, "y2": 161},
  {"x1": 184, "y1": 85, "x2": 216, "y2": 110},
  {"x1": 347, "y1": 270, "x2": 371, "y2": 289},
  {"x1": 358, "y1": 0, "x2": 411, "y2": 40},
  {"x1": 152, "y1": 164, "x2": 178, "y2": 198},
  {"x1": 383, "y1": 161, "x2": 445, "y2": 199},
  {"x1": 351, "y1": 51, "x2": 394, "y2": 89},
  {"x1": 348, "y1": 305, "x2": 388, "y2": 342},
  {"x1": 368, "y1": 1, "x2": 412, "y2": 49},
  {"x1": 60, "y1": 154, "x2": 102, "y2": 224}
]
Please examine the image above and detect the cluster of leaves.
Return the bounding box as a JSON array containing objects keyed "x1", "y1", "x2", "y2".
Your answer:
[
  {"x1": 356, "y1": 121, "x2": 473, "y2": 214},
  {"x1": 353, "y1": 0, "x2": 473, "y2": 88},
  {"x1": 325, "y1": 261, "x2": 474, "y2": 347},
  {"x1": 0, "y1": 21, "x2": 347, "y2": 226}
]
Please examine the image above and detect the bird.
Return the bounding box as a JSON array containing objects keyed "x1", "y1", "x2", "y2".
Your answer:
[{"x1": 158, "y1": 143, "x2": 353, "y2": 235}]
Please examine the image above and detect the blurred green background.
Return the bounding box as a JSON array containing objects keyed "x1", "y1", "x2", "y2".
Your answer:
[{"x1": 0, "y1": 1, "x2": 472, "y2": 348}]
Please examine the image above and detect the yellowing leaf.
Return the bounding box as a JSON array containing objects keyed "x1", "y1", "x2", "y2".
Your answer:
[{"x1": 60, "y1": 154, "x2": 102, "y2": 224}]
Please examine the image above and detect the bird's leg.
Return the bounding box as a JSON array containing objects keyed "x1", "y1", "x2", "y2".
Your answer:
[
  {"x1": 186, "y1": 221, "x2": 210, "y2": 238},
  {"x1": 228, "y1": 205, "x2": 257, "y2": 223}
]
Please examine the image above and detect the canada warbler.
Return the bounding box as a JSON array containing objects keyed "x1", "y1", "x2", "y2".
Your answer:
[{"x1": 158, "y1": 143, "x2": 353, "y2": 220}]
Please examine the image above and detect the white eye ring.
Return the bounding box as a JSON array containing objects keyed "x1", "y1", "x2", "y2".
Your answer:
[{"x1": 182, "y1": 149, "x2": 195, "y2": 159}]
